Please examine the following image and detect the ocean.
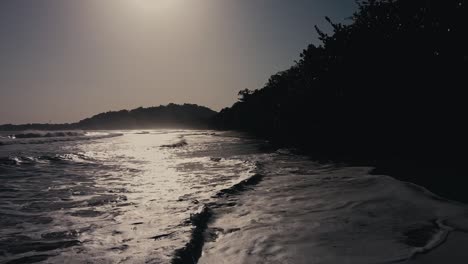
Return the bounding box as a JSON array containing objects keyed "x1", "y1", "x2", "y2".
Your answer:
[{"x1": 1, "y1": 130, "x2": 467, "y2": 264}]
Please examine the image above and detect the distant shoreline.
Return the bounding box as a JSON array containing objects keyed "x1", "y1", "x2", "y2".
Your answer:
[{"x1": 0, "y1": 103, "x2": 217, "y2": 131}]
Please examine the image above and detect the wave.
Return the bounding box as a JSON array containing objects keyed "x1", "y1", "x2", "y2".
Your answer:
[
  {"x1": 170, "y1": 169, "x2": 264, "y2": 264},
  {"x1": 213, "y1": 173, "x2": 264, "y2": 198},
  {"x1": 160, "y1": 139, "x2": 188, "y2": 148},
  {"x1": 0, "y1": 238, "x2": 80, "y2": 263},
  {"x1": 9, "y1": 131, "x2": 86, "y2": 139},
  {"x1": 171, "y1": 206, "x2": 212, "y2": 264},
  {"x1": 0, "y1": 132, "x2": 122, "y2": 146},
  {"x1": 0, "y1": 153, "x2": 95, "y2": 166},
  {"x1": 3, "y1": 254, "x2": 54, "y2": 264}
]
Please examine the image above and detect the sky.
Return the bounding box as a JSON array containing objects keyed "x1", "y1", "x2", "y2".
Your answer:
[{"x1": 0, "y1": 0, "x2": 356, "y2": 124}]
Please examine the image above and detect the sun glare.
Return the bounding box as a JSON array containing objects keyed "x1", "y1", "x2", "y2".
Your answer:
[{"x1": 131, "y1": 0, "x2": 178, "y2": 14}]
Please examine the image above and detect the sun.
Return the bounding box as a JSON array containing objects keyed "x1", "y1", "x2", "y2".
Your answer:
[{"x1": 131, "y1": 0, "x2": 177, "y2": 14}]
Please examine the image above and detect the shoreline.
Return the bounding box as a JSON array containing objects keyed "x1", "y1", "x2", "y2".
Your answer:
[
  {"x1": 370, "y1": 158, "x2": 467, "y2": 205},
  {"x1": 269, "y1": 139, "x2": 468, "y2": 205}
]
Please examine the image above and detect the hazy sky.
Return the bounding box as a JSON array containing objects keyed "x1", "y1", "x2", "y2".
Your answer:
[{"x1": 0, "y1": 0, "x2": 356, "y2": 124}]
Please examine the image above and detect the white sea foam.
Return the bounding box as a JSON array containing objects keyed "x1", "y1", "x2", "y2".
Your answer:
[
  {"x1": 1, "y1": 130, "x2": 467, "y2": 264},
  {"x1": 199, "y1": 154, "x2": 468, "y2": 264}
]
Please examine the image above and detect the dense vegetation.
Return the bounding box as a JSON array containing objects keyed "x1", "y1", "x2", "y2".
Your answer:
[
  {"x1": 215, "y1": 0, "x2": 467, "y2": 162},
  {"x1": 77, "y1": 103, "x2": 216, "y2": 130},
  {"x1": 0, "y1": 104, "x2": 217, "y2": 131}
]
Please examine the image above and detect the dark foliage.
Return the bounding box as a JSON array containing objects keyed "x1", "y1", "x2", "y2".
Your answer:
[
  {"x1": 214, "y1": 0, "x2": 467, "y2": 162},
  {"x1": 0, "y1": 104, "x2": 217, "y2": 131},
  {"x1": 77, "y1": 103, "x2": 216, "y2": 130}
]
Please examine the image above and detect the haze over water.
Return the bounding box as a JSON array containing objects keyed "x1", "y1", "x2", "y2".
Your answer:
[{"x1": 1, "y1": 131, "x2": 467, "y2": 263}]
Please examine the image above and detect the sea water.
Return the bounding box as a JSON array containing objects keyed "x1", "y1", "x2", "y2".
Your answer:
[{"x1": 1, "y1": 130, "x2": 467, "y2": 263}]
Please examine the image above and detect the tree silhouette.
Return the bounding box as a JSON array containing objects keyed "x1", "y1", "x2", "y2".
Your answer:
[{"x1": 214, "y1": 0, "x2": 467, "y2": 162}]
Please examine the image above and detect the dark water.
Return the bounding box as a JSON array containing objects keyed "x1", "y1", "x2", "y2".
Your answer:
[{"x1": 1, "y1": 130, "x2": 467, "y2": 264}]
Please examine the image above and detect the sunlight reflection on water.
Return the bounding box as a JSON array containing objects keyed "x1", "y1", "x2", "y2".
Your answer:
[
  {"x1": 0, "y1": 130, "x2": 262, "y2": 263},
  {"x1": 1, "y1": 130, "x2": 468, "y2": 264}
]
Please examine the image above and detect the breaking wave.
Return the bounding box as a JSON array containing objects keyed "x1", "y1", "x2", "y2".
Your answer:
[
  {"x1": 171, "y1": 206, "x2": 213, "y2": 264},
  {"x1": 0, "y1": 153, "x2": 95, "y2": 166},
  {"x1": 161, "y1": 139, "x2": 188, "y2": 148},
  {"x1": 0, "y1": 131, "x2": 122, "y2": 146},
  {"x1": 171, "y1": 170, "x2": 265, "y2": 264},
  {"x1": 8, "y1": 131, "x2": 86, "y2": 139},
  {"x1": 214, "y1": 173, "x2": 264, "y2": 198}
]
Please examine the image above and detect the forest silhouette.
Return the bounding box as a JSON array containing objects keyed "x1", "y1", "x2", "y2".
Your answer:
[{"x1": 215, "y1": 0, "x2": 467, "y2": 164}]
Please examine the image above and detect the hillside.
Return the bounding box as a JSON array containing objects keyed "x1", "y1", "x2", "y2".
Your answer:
[{"x1": 0, "y1": 104, "x2": 217, "y2": 131}]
